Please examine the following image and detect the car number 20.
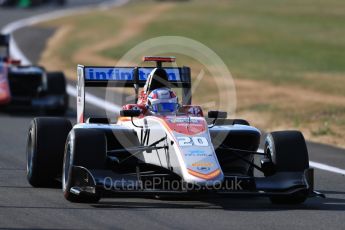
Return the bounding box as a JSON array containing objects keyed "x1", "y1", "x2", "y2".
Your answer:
[{"x1": 177, "y1": 136, "x2": 209, "y2": 147}]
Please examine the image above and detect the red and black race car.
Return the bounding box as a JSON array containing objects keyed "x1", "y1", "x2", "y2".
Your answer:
[
  {"x1": 0, "y1": 34, "x2": 68, "y2": 114},
  {"x1": 26, "y1": 57, "x2": 324, "y2": 204}
]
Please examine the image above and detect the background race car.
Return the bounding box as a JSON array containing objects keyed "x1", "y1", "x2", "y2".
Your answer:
[{"x1": 0, "y1": 34, "x2": 68, "y2": 114}]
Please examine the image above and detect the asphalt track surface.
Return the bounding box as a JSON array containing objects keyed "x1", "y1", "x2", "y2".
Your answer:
[{"x1": 0, "y1": 1, "x2": 345, "y2": 229}]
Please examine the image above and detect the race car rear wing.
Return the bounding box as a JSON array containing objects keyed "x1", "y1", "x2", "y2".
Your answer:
[
  {"x1": 79, "y1": 65, "x2": 191, "y2": 88},
  {"x1": 77, "y1": 65, "x2": 192, "y2": 123}
]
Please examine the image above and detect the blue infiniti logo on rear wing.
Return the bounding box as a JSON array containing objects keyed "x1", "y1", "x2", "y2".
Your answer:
[{"x1": 85, "y1": 67, "x2": 181, "y2": 82}]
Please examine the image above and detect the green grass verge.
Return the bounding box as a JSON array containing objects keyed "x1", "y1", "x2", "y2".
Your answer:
[{"x1": 100, "y1": 0, "x2": 345, "y2": 95}]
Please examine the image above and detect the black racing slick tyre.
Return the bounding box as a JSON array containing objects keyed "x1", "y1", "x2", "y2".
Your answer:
[
  {"x1": 26, "y1": 117, "x2": 72, "y2": 187},
  {"x1": 265, "y1": 131, "x2": 309, "y2": 204},
  {"x1": 46, "y1": 72, "x2": 68, "y2": 115},
  {"x1": 63, "y1": 129, "x2": 106, "y2": 203}
]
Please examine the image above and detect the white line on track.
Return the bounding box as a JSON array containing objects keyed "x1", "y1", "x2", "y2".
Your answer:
[
  {"x1": 309, "y1": 161, "x2": 345, "y2": 175},
  {"x1": 2, "y1": 0, "x2": 345, "y2": 176},
  {"x1": 2, "y1": 0, "x2": 129, "y2": 65}
]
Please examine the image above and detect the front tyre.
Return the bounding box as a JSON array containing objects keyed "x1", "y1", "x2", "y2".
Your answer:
[
  {"x1": 265, "y1": 131, "x2": 309, "y2": 204},
  {"x1": 63, "y1": 129, "x2": 106, "y2": 203}
]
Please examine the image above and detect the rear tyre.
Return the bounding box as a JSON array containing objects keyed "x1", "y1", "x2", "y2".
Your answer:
[
  {"x1": 46, "y1": 72, "x2": 68, "y2": 115},
  {"x1": 63, "y1": 129, "x2": 106, "y2": 203},
  {"x1": 26, "y1": 117, "x2": 72, "y2": 187},
  {"x1": 265, "y1": 131, "x2": 309, "y2": 204}
]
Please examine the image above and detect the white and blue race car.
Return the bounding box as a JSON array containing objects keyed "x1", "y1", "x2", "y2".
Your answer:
[{"x1": 26, "y1": 57, "x2": 323, "y2": 204}]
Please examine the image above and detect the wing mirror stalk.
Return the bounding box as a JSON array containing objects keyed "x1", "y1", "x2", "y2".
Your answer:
[{"x1": 208, "y1": 110, "x2": 227, "y2": 128}]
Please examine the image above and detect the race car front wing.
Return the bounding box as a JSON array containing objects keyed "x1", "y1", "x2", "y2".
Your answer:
[{"x1": 68, "y1": 164, "x2": 324, "y2": 199}]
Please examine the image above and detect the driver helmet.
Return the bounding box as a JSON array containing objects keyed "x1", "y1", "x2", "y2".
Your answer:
[{"x1": 147, "y1": 87, "x2": 179, "y2": 114}]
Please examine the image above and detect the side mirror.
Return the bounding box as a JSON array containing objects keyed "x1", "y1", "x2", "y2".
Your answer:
[
  {"x1": 120, "y1": 109, "x2": 141, "y2": 117},
  {"x1": 208, "y1": 110, "x2": 227, "y2": 119}
]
